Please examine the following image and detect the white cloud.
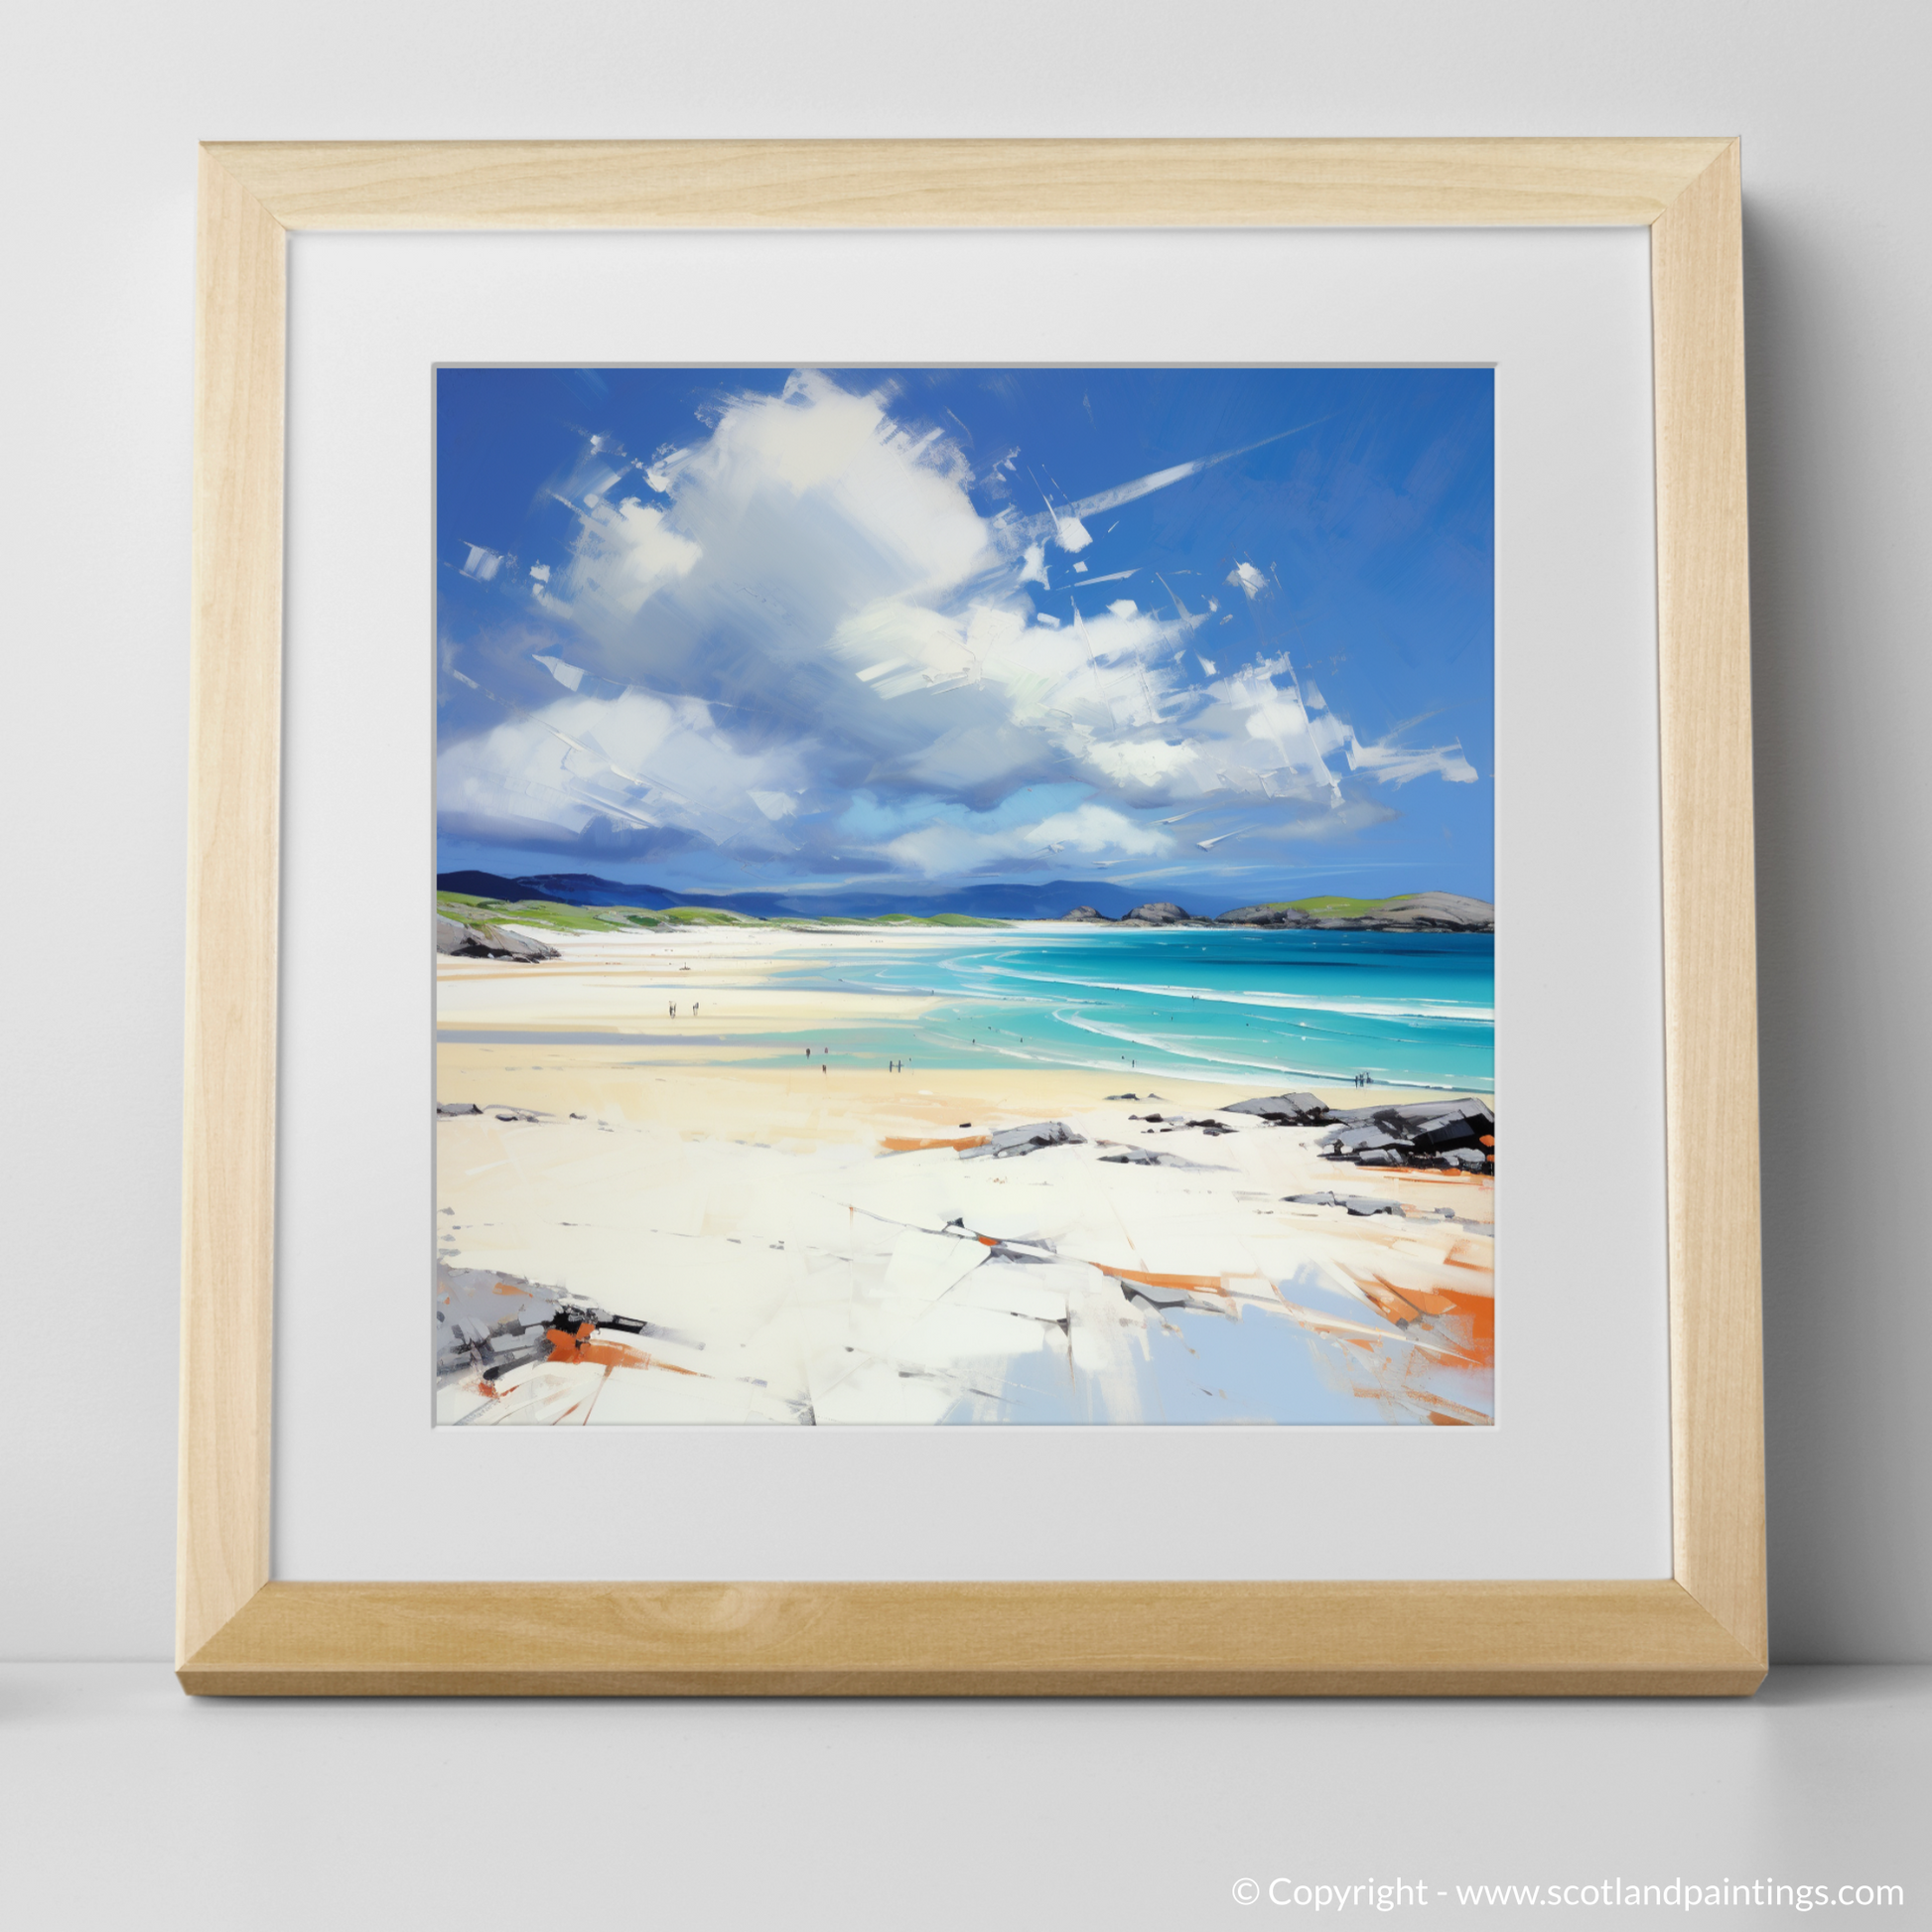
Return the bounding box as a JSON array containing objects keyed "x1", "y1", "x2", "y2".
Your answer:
[
  {"x1": 437, "y1": 688, "x2": 805, "y2": 853},
  {"x1": 532, "y1": 652, "x2": 584, "y2": 691},
  {"x1": 883, "y1": 800, "x2": 1173, "y2": 877},
  {"x1": 1083, "y1": 737, "x2": 1202, "y2": 789},
  {"x1": 559, "y1": 497, "x2": 702, "y2": 618},
  {"x1": 1030, "y1": 801, "x2": 1169, "y2": 855},
  {"x1": 1344, "y1": 737, "x2": 1478, "y2": 786},
  {"x1": 441, "y1": 373, "x2": 1478, "y2": 878}
]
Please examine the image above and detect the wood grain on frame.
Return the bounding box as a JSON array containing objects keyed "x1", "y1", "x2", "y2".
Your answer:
[
  {"x1": 1650, "y1": 142, "x2": 1766, "y2": 1660},
  {"x1": 182, "y1": 1581, "x2": 1763, "y2": 1697},
  {"x1": 180, "y1": 138, "x2": 1765, "y2": 1695},
  {"x1": 179, "y1": 148, "x2": 286, "y2": 1669},
  {"x1": 208, "y1": 136, "x2": 1732, "y2": 230}
]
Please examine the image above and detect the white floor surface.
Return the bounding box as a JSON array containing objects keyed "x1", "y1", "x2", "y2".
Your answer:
[{"x1": 1, "y1": 1665, "x2": 1924, "y2": 1928}]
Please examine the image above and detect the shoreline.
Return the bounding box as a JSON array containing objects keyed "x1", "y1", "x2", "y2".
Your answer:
[
  {"x1": 434, "y1": 924, "x2": 1494, "y2": 1430},
  {"x1": 437, "y1": 921, "x2": 1493, "y2": 1095}
]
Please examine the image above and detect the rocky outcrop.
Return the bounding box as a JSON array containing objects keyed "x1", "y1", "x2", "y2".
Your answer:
[
  {"x1": 435, "y1": 1261, "x2": 696, "y2": 1391},
  {"x1": 1216, "y1": 892, "x2": 1493, "y2": 933},
  {"x1": 1056, "y1": 893, "x2": 1493, "y2": 932},
  {"x1": 1216, "y1": 1091, "x2": 1494, "y2": 1173},
  {"x1": 1351, "y1": 892, "x2": 1493, "y2": 931},
  {"x1": 958, "y1": 1120, "x2": 1086, "y2": 1160},
  {"x1": 1216, "y1": 904, "x2": 1317, "y2": 928},
  {"x1": 1220, "y1": 1091, "x2": 1331, "y2": 1124},
  {"x1": 436, "y1": 913, "x2": 560, "y2": 962},
  {"x1": 1316, "y1": 1097, "x2": 1493, "y2": 1173}
]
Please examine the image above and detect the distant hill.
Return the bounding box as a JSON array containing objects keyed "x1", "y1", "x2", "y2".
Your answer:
[
  {"x1": 435, "y1": 871, "x2": 1493, "y2": 932},
  {"x1": 434, "y1": 870, "x2": 1224, "y2": 922}
]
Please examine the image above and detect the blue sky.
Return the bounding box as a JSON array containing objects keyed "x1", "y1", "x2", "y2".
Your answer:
[{"x1": 436, "y1": 365, "x2": 1492, "y2": 907}]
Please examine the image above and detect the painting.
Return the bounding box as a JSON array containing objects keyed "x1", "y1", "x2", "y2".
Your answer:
[{"x1": 433, "y1": 365, "x2": 1493, "y2": 1427}]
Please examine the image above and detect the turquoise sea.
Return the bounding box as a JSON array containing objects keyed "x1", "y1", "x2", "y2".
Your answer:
[{"x1": 764, "y1": 927, "x2": 1493, "y2": 1093}]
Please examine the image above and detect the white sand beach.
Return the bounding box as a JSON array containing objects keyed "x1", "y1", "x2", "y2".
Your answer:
[{"x1": 436, "y1": 925, "x2": 1494, "y2": 1428}]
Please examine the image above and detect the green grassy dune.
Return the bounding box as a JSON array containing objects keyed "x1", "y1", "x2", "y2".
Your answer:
[
  {"x1": 1269, "y1": 895, "x2": 1399, "y2": 916},
  {"x1": 438, "y1": 892, "x2": 1010, "y2": 934}
]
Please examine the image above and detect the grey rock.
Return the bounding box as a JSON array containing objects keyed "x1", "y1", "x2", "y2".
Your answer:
[
  {"x1": 959, "y1": 1120, "x2": 1086, "y2": 1160},
  {"x1": 436, "y1": 1100, "x2": 482, "y2": 1118},
  {"x1": 1410, "y1": 1114, "x2": 1490, "y2": 1153},
  {"x1": 1119, "y1": 900, "x2": 1192, "y2": 925},
  {"x1": 1216, "y1": 904, "x2": 1316, "y2": 927},
  {"x1": 435, "y1": 1262, "x2": 563, "y2": 1384},
  {"x1": 1099, "y1": 1146, "x2": 1231, "y2": 1170},
  {"x1": 1214, "y1": 892, "x2": 1493, "y2": 933},
  {"x1": 1059, "y1": 905, "x2": 1113, "y2": 923},
  {"x1": 1286, "y1": 1191, "x2": 1406, "y2": 1216},
  {"x1": 1311, "y1": 1091, "x2": 1495, "y2": 1173},
  {"x1": 1221, "y1": 1091, "x2": 1331, "y2": 1125},
  {"x1": 436, "y1": 912, "x2": 560, "y2": 962},
  {"x1": 487, "y1": 925, "x2": 561, "y2": 961},
  {"x1": 1365, "y1": 892, "x2": 1495, "y2": 931}
]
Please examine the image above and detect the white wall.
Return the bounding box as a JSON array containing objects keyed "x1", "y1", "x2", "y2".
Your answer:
[{"x1": 3, "y1": 0, "x2": 1925, "y2": 1662}]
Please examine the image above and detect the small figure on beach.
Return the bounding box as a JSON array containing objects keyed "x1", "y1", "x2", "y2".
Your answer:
[{"x1": 668, "y1": 1002, "x2": 677, "y2": 1018}]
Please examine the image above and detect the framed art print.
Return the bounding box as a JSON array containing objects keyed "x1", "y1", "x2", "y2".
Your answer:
[
  {"x1": 181, "y1": 140, "x2": 1765, "y2": 1694},
  {"x1": 431, "y1": 360, "x2": 1497, "y2": 1432}
]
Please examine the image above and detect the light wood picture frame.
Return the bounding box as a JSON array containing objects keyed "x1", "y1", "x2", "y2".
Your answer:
[{"x1": 181, "y1": 138, "x2": 1762, "y2": 1696}]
